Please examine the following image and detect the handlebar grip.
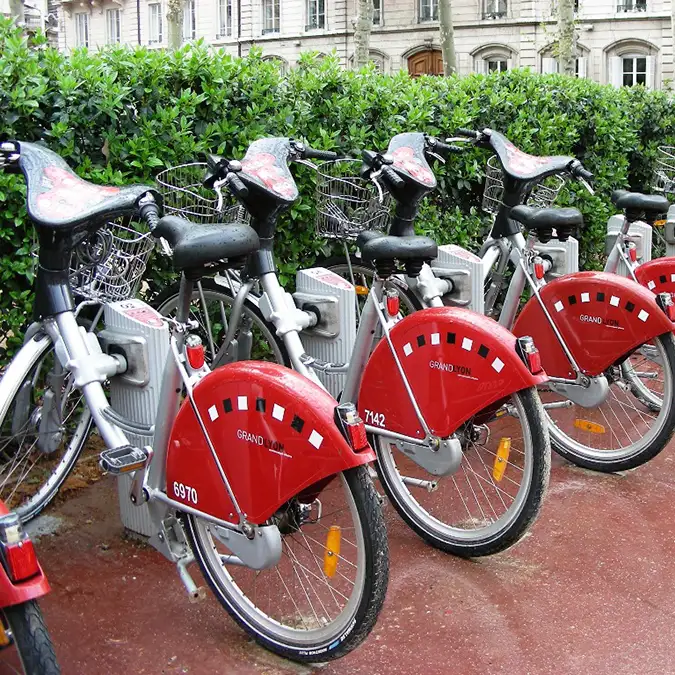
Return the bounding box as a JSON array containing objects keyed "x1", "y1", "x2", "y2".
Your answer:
[
  {"x1": 456, "y1": 128, "x2": 480, "y2": 139},
  {"x1": 381, "y1": 165, "x2": 405, "y2": 190},
  {"x1": 575, "y1": 166, "x2": 594, "y2": 182},
  {"x1": 304, "y1": 147, "x2": 339, "y2": 161},
  {"x1": 203, "y1": 170, "x2": 217, "y2": 190},
  {"x1": 140, "y1": 202, "x2": 161, "y2": 231},
  {"x1": 227, "y1": 173, "x2": 249, "y2": 199},
  {"x1": 435, "y1": 140, "x2": 465, "y2": 155}
]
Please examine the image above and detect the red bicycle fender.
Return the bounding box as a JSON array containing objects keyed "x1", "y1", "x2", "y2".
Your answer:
[
  {"x1": 0, "y1": 500, "x2": 50, "y2": 606},
  {"x1": 0, "y1": 566, "x2": 50, "y2": 607},
  {"x1": 166, "y1": 362, "x2": 375, "y2": 525},
  {"x1": 512, "y1": 271, "x2": 675, "y2": 379},
  {"x1": 634, "y1": 257, "x2": 675, "y2": 300},
  {"x1": 357, "y1": 307, "x2": 546, "y2": 439}
]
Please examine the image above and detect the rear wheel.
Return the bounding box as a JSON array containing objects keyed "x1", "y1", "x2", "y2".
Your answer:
[
  {"x1": 374, "y1": 388, "x2": 550, "y2": 557},
  {"x1": 154, "y1": 277, "x2": 289, "y2": 368},
  {"x1": 185, "y1": 466, "x2": 389, "y2": 662},
  {"x1": 0, "y1": 600, "x2": 60, "y2": 675},
  {"x1": 544, "y1": 333, "x2": 675, "y2": 472}
]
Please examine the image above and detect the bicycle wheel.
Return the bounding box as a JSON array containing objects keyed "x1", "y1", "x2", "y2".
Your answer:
[
  {"x1": 318, "y1": 256, "x2": 422, "y2": 318},
  {"x1": 0, "y1": 600, "x2": 60, "y2": 675},
  {"x1": 544, "y1": 333, "x2": 675, "y2": 472},
  {"x1": 153, "y1": 278, "x2": 290, "y2": 368},
  {"x1": 0, "y1": 335, "x2": 91, "y2": 522},
  {"x1": 373, "y1": 387, "x2": 550, "y2": 557},
  {"x1": 184, "y1": 465, "x2": 389, "y2": 662}
]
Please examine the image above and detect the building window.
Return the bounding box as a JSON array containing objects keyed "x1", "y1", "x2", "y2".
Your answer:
[
  {"x1": 483, "y1": 0, "x2": 507, "y2": 19},
  {"x1": 218, "y1": 0, "x2": 233, "y2": 37},
  {"x1": 622, "y1": 56, "x2": 647, "y2": 86},
  {"x1": 487, "y1": 59, "x2": 507, "y2": 72},
  {"x1": 183, "y1": 0, "x2": 196, "y2": 40},
  {"x1": 306, "y1": 0, "x2": 325, "y2": 30},
  {"x1": 263, "y1": 55, "x2": 289, "y2": 74},
  {"x1": 262, "y1": 0, "x2": 280, "y2": 33},
  {"x1": 148, "y1": 2, "x2": 163, "y2": 43},
  {"x1": 75, "y1": 12, "x2": 89, "y2": 47},
  {"x1": 419, "y1": 0, "x2": 438, "y2": 22},
  {"x1": 542, "y1": 55, "x2": 587, "y2": 77},
  {"x1": 106, "y1": 8, "x2": 121, "y2": 44},
  {"x1": 373, "y1": 0, "x2": 382, "y2": 25},
  {"x1": 617, "y1": 0, "x2": 646, "y2": 11}
]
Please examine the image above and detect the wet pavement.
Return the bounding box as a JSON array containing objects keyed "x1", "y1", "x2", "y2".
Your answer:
[{"x1": 32, "y1": 448, "x2": 675, "y2": 675}]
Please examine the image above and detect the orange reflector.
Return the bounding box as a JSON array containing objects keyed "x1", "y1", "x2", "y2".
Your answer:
[
  {"x1": 492, "y1": 438, "x2": 511, "y2": 482},
  {"x1": 574, "y1": 419, "x2": 606, "y2": 434},
  {"x1": 655, "y1": 220, "x2": 667, "y2": 228},
  {"x1": 354, "y1": 285, "x2": 369, "y2": 296},
  {"x1": 323, "y1": 526, "x2": 341, "y2": 578},
  {"x1": 0, "y1": 623, "x2": 10, "y2": 647}
]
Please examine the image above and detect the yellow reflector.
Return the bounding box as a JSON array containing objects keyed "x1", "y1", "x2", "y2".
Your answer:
[
  {"x1": 655, "y1": 220, "x2": 667, "y2": 228},
  {"x1": 492, "y1": 437, "x2": 511, "y2": 482},
  {"x1": 0, "y1": 622, "x2": 10, "y2": 647},
  {"x1": 323, "y1": 525, "x2": 341, "y2": 578},
  {"x1": 574, "y1": 419, "x2": 606, "y2": 434},
  {"x1": 354, "y1": 285, "x2": 369, "y2": 296}
]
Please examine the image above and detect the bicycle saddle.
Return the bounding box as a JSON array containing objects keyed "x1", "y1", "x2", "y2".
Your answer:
[
  {"x1": 611, "y1": 190, "x2": 670, "y2": 215},
  {"x1": 488, "y1": 130, "x2": 573, "y2": 182},
  {"x1": 510, "y1": 206, "x2": 583, "y2": 243},
  {"x1": 359, "y1": 234, "x2": 438, "y2": 264},
  {"x1": 154, "y1": 215, "x2": 260, "y2": 270},
  {"x1": 17, "y1": 142, "x2": 152, "y2": 230}
]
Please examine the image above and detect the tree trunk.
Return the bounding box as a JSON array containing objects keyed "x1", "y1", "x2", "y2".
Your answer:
[
  {"x1": 557, "y1": 0, "x2": 576, "y2": 76},
  {"x1": 353, "y1": 0, "x2": 373, "y2": 68},
  {"x1": 9, "y1": 0, "x2": 24, "y2": 29},
  {"x1": 167, "y1": 0, "x2": 184, "y2": 49},
  {"x1": 438, "y1": 0, "x2": 456, "y2": 75}
]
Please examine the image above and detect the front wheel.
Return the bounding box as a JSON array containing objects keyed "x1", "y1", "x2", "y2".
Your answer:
[
  {"x1": 544, "y1": 332, "x2": 675, "y2": 473},
  {"x1": 374, "y1": 387, "x2": 550, "y2": 557},
  {"x1": 184, "y1": 466, "x2": 389, "y2": 662},
  {"x1": 1, "y1": 600, "x2": 61, "y2": 675}
]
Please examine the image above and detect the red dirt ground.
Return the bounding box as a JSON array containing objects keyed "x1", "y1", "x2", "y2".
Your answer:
[{"x1": 32, "y1": 449, "x2": 675, "y2": 675}]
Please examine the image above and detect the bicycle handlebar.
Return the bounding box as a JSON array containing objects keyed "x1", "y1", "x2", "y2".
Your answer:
[
  {"x1": 302, "y1": 147, "x2": 339, "y2": 161},
  {"x1": 226, "y1": 172, "x2": 249, "y2": 199},
  {"x1": 381, "y1": 165, "x2": 405, "y2": 190},
  {"x1": 456, "y1": 128, "x2": 481, "y2": 139}
]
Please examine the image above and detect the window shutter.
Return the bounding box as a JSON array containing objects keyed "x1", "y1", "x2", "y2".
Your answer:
[
  {"x1": 577, "y1": 57, "x2": 587, "y2": 78},
  {"x1": 609, "y1": 56, "x2": 623, "y2": 86},
  {"x1": 506, "y1": 57, "x2": 513, "y2": 70},
  {"x1": 542, "y1": 57, "x2": 558, "y2": 74},
  {"x1": 645, "y1": 56, "x2": 655, "y2": 89}
]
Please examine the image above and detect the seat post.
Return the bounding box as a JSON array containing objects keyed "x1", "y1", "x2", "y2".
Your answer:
[{"x1": 175, "y1": 273, "x2": 195, "y2": 349}]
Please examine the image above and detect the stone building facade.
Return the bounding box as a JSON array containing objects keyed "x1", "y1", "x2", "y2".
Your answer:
[{"x1": 53, "y1": 0, "x2": 674, "y2": 88}]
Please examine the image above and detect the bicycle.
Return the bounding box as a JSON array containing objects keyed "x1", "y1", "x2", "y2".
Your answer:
[
  {"x1": 0, "y1": 500, "x2": 60, "y2": 675},
  {"x1": 155, "y1": 136, "x2": 552, "y2": 558},
  {"x1": 317, "y1": 130, "x2": 675, "y2": 474},
  {"x1": 0, "y1": 140, "x2": 389, "y2": 662}
]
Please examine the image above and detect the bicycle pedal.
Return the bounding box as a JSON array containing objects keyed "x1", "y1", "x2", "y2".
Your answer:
[{"x1": 100, "y1": 445, "x2": 148, "y2": 475}]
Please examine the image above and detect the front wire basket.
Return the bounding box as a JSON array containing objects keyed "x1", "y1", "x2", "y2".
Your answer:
[
  {"x1": 155, "y1": 163, "x2": 250, "y2": 225},
  {"x1": 653, "y1": 146, "x2": 675, "y2": 199},
  {"x1": 315, "y1": 160, "x2": 392, "y2": 241},
  {"x1": 482, "y1": 155, "x2": 567, "y2": 216},
  {"x1": 69, "y1": 215, "x2": 155, "y2": 302}
]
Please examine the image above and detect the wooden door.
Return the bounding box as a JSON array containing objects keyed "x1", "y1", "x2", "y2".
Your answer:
[{"x1": 407, "y1": 50, "x2": 443, "y2": 76}]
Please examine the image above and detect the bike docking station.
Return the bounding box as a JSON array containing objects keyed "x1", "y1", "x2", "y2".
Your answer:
[
  {"x1": 606, "y1": 214, "x2": 653, "y2": 278},
  {"x1": 99, "y1": 298, "x2": 170, "y2": 537}
]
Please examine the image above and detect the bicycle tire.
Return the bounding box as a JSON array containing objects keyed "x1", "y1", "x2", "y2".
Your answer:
[
  {"x1": 374, "y1": 387, "x2": 550, "y2": 557},
  {"x1": 184, "y1": 465, "x2": 389, "y2": 662},
  {"x1": 153, "y1": 278, "x2": 290, "y2": 368},
  {"x1": 0, "y1": 334, "x2": 92, "y2": 522},
  {"x1": 547, "y1": 332, "x2": 675, "y2": 473},
  {"x1": 2, "y1": 600, "x2": 60, "y2": 675}
]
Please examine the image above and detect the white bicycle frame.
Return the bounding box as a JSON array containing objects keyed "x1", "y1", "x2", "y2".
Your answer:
[{"x1": 0, "y1": 275, "x2": 280, "y2": 597}]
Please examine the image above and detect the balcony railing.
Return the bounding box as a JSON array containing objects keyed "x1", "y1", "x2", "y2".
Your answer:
[
  {"x1": 482, "y1": 10, "x2": 506, "y2": 19},
  {"x1": 617, "y1": 1, "x2": 647, "y2": 11}
]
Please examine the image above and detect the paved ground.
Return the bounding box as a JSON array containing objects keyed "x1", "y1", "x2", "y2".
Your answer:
[{"x1": 30, "y1": 448, "x2": 675, "y2": 675}]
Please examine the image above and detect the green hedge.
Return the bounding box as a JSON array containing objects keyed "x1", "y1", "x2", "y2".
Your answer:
[{"x1": 1, "y1": 19, "x2": 675, "y2": 355}]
